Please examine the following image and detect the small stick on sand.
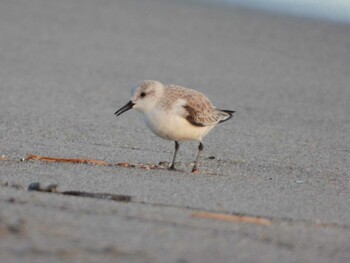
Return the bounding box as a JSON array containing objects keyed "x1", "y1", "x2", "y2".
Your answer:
[
  {"x1": 26, "y1": 155, "x2": 111, "y2": 166},
  {"x1": 191, "y1": 211, "x2": 272, "y2": 226}
]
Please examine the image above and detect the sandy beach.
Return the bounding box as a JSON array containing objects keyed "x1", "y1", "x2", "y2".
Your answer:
[{"x1": 1, "y1": 0, "x2": 349, "y2": 262}]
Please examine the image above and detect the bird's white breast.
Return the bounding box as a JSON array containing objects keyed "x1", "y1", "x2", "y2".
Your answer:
[{"x1": 142, "y1": 107, "x2": 214, "y2": 142}]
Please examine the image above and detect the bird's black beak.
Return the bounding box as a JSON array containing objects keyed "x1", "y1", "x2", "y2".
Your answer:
[{"x1": 115, "y1": 101, "x2": 134, "y2": 116}]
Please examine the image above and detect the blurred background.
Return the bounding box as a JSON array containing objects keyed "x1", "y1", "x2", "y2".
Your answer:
[{"x1": 193, "y1": 0, "x2": 350, "y2": 23}]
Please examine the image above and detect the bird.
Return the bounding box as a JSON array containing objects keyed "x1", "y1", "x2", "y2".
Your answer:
[{"x1": 115, "y1": 80, "x2": 235, "y2": 172}]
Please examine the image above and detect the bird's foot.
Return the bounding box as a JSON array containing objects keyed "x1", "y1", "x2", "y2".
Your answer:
[
  {"x1": 191, "y1": 167, "x2": 200, "y2": 174},
  {"x1": 168, "y1": 165, "x2": 177, "y2": 171}
]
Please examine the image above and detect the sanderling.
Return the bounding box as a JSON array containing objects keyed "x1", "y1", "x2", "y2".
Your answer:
[{"x1": 115, "y1": 80, "x2": 235, "y2": 172}]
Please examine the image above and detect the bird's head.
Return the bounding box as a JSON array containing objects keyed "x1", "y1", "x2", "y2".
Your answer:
[{"x1": 115, "y1": 80, "x2": 164, "y2": 116}]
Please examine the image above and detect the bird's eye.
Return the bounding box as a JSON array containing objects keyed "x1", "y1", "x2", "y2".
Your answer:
[{"x1": 140, "y1": 92, "x2": 146, "y2": 98}]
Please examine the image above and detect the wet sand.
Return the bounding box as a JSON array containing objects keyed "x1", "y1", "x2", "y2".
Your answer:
[{"x1": 1, "y1": 0, "x2": 349, "y2": 262}]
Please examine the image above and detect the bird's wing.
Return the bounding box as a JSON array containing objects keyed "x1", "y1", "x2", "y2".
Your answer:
[
  {"x1": 165, "y1": 85, "x2": 221, "y2": 127},
  {"x1": 182, "y1": 92, "x2": 221, "y2": 127}
]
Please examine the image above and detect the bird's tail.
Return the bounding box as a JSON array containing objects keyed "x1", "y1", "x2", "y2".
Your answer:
[{"x1": 218, "y1": 109, "x2": 235, "y2": 123}]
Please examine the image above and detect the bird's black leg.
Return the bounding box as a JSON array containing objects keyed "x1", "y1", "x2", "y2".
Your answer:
[
  {"x1": 192, "y1": 142, "x2": 203, "y2": 172},
  {"x1": 169, "y1": 141, "x2": 180, "y2": 170}
]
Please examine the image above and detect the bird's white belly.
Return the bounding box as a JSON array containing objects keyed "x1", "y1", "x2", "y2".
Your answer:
[{"x1": 142, "y1": 110, "x2": 213, "y2": 142}]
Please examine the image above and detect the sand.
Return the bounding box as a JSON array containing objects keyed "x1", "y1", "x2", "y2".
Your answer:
[{"x1": 0, "y1": 0, "x2": 349, "y2": 262}]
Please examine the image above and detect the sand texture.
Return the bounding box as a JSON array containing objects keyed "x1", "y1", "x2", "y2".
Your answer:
[{"x1": 1, "y1": 0, "x2": 349, "y2": 262}]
